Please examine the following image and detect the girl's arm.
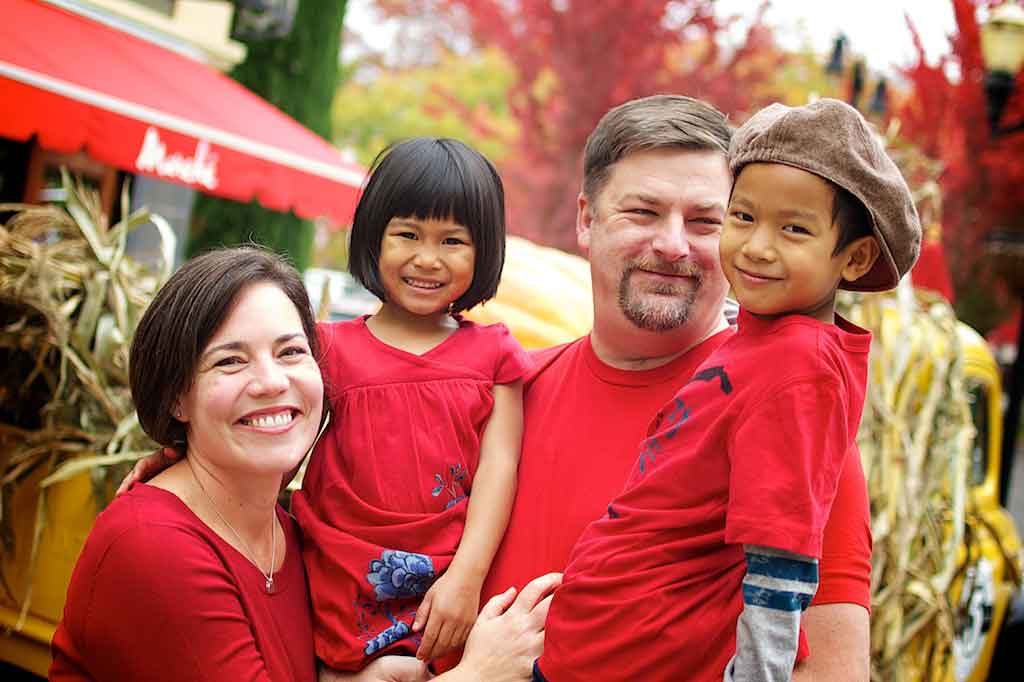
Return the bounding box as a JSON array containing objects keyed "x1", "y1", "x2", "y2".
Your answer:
[{"x1": 413, "y1": 380, "x2": 524, "y2": 661}]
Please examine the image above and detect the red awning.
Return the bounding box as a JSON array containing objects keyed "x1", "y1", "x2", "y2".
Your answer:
[{"x1": 0, "y1": 0, "x2": 365, "y2": 223}]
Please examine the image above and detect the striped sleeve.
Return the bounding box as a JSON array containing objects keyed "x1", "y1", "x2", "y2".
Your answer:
[{"x1": 724, "y1": 545, "x2": 818, "y2": 682}]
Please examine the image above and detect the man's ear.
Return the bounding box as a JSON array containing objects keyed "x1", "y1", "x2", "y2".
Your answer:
[
  {"x1": 840, "y1": 235, "x2": 881, "y2": 284},
  {"x1": 576, "y1": 192, "x2": 593, "y2": 253}
]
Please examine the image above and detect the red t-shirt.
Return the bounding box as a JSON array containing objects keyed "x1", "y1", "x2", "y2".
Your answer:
[
  {"x1": 292, "y1": 317, "x2": 530, "y2": 671},
  {"x1": 49, "y1": 484, "x2": 314, "y2": 682},
  {"x1": 538, "y1": 312, "x2": 871, "y2": 682}
]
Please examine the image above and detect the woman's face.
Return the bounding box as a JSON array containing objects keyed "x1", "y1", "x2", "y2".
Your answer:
[{"x1": 176, "y1": 282, "x2": 324, "y2": 478}]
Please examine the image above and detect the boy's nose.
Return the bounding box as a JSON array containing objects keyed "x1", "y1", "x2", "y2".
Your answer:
[{"x1": 741, "y1": 227, "x2": 776, "y2": 261}]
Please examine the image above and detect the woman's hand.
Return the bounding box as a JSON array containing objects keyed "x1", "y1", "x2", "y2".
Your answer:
[
  {"x1": 115, "y1": 448, "x2": 181, "y2": 495},
  {"x1": 319, "y1": 657, "x2": 432, "y2": 682},
  {"x1": 413, "y1": 570, "x2": 481, "y2": 661},
  {"x1": 450, "y1": 572, "x2": 561, "y2": 682}
]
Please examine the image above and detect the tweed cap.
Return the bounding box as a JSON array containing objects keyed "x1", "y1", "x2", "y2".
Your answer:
[{"x1": 729, "y1": 98, "x2": 921, "y2": 292}]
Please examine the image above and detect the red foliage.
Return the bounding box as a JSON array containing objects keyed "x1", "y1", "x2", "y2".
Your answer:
[
  {"x1": 895, "y1": 0, "x2": 1024, "y2": 329},
  {"x1": 377, "y1": 0, "x2": 786, "y2": 251}
]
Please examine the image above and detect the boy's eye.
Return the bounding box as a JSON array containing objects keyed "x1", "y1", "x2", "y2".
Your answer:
[
  {"x1": 782, "y1": 224, "x2": 811, "y2": 235},
  {"x1": 730, "y1": 211, "x2": 754, "y2": 222}
]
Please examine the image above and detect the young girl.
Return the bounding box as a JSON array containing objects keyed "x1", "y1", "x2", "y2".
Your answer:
[{"x1": 290, "y1": 137, "x2": 530, "y2": 673}]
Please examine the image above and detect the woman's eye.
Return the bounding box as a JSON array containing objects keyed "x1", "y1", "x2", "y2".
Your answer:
[
  {"x1": 627, "y1": 208, "x2": 656, "y2": 216},
  {"x1": 213, "y1": 356, "x2": 244, "y2": 368}
]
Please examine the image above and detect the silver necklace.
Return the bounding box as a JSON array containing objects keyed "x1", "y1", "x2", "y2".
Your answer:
[{"x1": 188, "y1": 459, "x2": 277, "y2": 594}]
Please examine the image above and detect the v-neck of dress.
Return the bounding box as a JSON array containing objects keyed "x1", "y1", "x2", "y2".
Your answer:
[{"x1": 358, "y1": 314, "x2": 464, "y2": 359}]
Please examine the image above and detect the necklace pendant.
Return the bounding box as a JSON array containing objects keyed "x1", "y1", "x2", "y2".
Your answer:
[{"x1": 265, "y1": 575, "x2": 275, "y2": 594}]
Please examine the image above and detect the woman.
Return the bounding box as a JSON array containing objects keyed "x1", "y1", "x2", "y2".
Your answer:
[{"x1": 50, "y1": 247, "x2": 554, "y2": 682}]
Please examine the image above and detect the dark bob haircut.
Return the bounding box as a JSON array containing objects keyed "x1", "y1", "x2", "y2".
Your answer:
[
  {"x1": 348, "y1": 137, "x2": 506, "y2": 313},
  {"x1": 129, "y1": 246, "x2": 320, "y2": 450}
]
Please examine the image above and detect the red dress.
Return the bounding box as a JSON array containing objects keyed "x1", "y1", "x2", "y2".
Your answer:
[{"x1": 291, "y1": 316, "x2": 530, "y2": 671}]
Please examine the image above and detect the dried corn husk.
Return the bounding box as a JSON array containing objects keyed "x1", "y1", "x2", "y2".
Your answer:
[
  {"x1": 0, "y1": 170, "x2": 172, "y2": 628},
  {"x1": 838, "y1": 287, "x2": 974, "y2": 682}
]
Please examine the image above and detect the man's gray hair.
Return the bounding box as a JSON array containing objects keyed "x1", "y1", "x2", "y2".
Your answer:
[{"x1": 582, "y1": 95, "x2": 732, "y2": 202}]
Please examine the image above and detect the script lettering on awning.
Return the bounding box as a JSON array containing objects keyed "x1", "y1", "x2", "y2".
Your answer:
[{"x1": 135, "y1": 127, "x2": 220, "y2": 190}]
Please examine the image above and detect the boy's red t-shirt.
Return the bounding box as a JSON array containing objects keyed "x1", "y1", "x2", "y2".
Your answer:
[{"x1": 538, "y1": 312, "x2": 871, "y2": 682}]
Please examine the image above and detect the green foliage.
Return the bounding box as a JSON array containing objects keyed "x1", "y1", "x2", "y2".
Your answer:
[
  {"x1": 188, "y1": 0, "x2": 348, "y2": 270},
  {"x1": 332, "y1": 47, "x2": 516, "y2": 165}
]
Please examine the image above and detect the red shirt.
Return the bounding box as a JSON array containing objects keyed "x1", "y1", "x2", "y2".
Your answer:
[
  {"x1": 49, "y1": 484, "x2": 314, "y2": 682},
  {"x1": 292, "y1": 317, "x2": 530, "y2": 670},
  {"x1": 538, "y1": 312, "x2": 871, "y2": 682}
]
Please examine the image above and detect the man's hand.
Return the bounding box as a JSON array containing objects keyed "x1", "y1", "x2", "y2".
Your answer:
[
  {"x1": 115, "y1": 447, "x2": 181, "y2": 495},
  {"x1": 319, "y1": 657, "x2": 432, "y2": 682},
  {"x1": 452, "y1": 573, "x2": 560, "y2": 682},
  {"x1": 413, "y1": 571, "x2": 481, "y2": 661}
]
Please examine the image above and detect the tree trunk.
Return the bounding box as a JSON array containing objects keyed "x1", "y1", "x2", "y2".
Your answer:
[{"x1": 188, "y1": 0, "x2": 348, "y2": 271}]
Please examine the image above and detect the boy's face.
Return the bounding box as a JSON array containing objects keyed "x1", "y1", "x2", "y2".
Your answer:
[{"x1": 721, "y1": 163, "x2": 861, "y2": 324}]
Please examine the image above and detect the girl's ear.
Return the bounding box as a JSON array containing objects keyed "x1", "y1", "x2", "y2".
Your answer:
[{"x1": 840, "y1": 235, "x2": 881, "y2": 285}]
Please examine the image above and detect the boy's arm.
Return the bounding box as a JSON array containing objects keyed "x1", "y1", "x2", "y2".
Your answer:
[
  {"x1": 414, "y1": 380, "x2": 524, "y2": 661},
  {"x1": 726, "y1": 545, "x2": 818, "y2": 682},
  {"x1": 792, "y1": 603, "x2": 870, "y2": 682}
]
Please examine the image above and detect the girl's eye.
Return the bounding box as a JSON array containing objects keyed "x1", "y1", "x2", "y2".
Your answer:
[
  {"x1": 391, "y1": 231, "x2": 417, "y2": 240},
  {"x1": 280, "y1": 346, "x2": 308, "y2": 358},
  {"x1": 730, "y1": 211, "x2": 754, "y2": 222},
  {"x1": 782, "y1": 224, "x2": 811, "y2": 235},
  {"x1": 442, "y1": 237, "x2": 469, "y2": 246}
]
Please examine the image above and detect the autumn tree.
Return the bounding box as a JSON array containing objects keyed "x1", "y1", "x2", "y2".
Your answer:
[
  {"x1": 895, "y1": 0, "x2": 1024, "y2": 331},
  {"x1": 374, "y1": 0, "x2": 786, "y2": 251}
]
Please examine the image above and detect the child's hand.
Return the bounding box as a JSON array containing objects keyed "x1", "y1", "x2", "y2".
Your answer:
[
  {"x1": 115, "y1": 448, "x2": 181, "y2": 495},
  {"x1": 412, "y1": 570, "x2": 481, "y2": 661}
]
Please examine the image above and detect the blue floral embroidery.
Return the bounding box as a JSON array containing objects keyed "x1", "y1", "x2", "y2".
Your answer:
[
  {"x1": 367, "y1": 550, "x2": 435, "y2": 601},
  {"x1": 431, "y1": 464, "x2": 468, "y2": 509},
  {"x1": 363, "y1": 617, "x2": 411, "y2": 656}
]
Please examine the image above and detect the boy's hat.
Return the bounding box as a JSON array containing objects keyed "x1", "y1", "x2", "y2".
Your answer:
[{"x1": 728, "y1": 98, "x2": 921, "y2": 292}]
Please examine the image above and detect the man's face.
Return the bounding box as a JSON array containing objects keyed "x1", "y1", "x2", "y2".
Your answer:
[{"x1": 578, "y1": 148, "x2": 731, "y2": 336}]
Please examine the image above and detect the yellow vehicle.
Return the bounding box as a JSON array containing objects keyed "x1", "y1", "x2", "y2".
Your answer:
[{"x1": 0, "y1": 237, "x2": 1021, "y2": 680}]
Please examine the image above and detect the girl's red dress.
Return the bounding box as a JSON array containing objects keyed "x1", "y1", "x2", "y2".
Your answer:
[{"x1": 291, "y1": 315, "x2": 530, "y2": 671}]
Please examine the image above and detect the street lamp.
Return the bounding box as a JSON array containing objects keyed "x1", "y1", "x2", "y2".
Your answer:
[
  {"x1": 981, "y1": 3, "x2": 1024, "y2": 504},
  {"x1": 981, "y1": 2, "x2": 1024, "y2": 137}
]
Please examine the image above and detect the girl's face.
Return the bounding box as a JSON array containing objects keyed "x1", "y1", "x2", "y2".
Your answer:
[
  {"x1": 176, "y1": 282, "x2": 324, "y2": 478},
  {"x1": 377, "y1": 216, "x2": 476, "y2": 317}
]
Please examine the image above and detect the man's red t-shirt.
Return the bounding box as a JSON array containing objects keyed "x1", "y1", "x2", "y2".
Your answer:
[
  {"x1": 538, "y1": 312, "x2": 871, "y2": 681},
  {"x1": 481, "y1": 329, "x2": 871, "y2": 612}
]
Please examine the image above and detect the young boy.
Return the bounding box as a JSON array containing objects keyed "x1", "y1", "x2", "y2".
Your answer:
[{"x1": 536, "y1": 99, "x2": 921, "y2": 682}]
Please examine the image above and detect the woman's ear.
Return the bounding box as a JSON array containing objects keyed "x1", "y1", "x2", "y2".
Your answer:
[
  {"x1": 840, "y1": 236, "x2": 881, "y2": 285},
  {"x1": 173, "y1": 402, "x2": 189, "y2": 423}
]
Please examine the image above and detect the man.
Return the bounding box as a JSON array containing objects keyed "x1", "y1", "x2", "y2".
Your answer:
[{"x1": 479, "y1": 95, "x2": 871, "y2": 680}]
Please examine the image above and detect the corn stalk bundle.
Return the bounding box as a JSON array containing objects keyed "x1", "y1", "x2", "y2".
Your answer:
[
  {"x1": 0, "y1": 171, "x2": 173, "y2": 627},
  {"x1": 838, "y1": 287, "x2": 973, "y2": 682}
]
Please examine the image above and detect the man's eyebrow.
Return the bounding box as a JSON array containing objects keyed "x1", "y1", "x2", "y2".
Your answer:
[
  {"x1": 201, "y1": 333, "x2": 307, "y2": 359},
  {"x1": 692, "y1": 201, "x2": 726, "y2": 213},
  {"x1": 618, "y1": 192, "x2": 662, "y2": 205}
]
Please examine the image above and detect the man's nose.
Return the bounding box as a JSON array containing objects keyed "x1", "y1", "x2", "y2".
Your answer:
[{"x1": 651, "y1": 213, "x2": 690, "y2": 261}]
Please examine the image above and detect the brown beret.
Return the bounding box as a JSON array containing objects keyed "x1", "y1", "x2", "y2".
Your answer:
[{"x1": 729, "y1": 99, "x2": 921, "y2": 292}]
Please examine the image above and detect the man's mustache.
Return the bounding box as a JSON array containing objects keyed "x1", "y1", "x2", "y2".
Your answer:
[{"x1": 624, "y1": 259, "x2": 703, "y2": 280}]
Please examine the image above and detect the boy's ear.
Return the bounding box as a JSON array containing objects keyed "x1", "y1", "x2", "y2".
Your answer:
[{"x1": 840, "y1": 236, "x2": 881, "y2": 284}]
